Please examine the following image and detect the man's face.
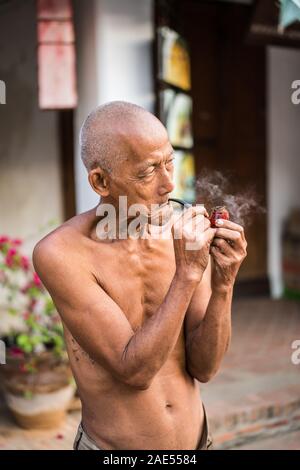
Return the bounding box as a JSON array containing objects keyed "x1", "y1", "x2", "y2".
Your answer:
[{"x1": 107, "y1": 122, "x2": 175, "y2": 215}]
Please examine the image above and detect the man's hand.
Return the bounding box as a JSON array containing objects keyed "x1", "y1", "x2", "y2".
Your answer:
[
  {"x1": 172, "y1": 206, "x2": 217, "y2": 283},
  {"x1": 209, "y1": 219, "x2": 247, "y2": 291}
]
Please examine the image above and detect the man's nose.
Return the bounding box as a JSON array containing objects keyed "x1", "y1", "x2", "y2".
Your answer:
[{"x1": 158, "y1": 169, "x2": 175, "y2": 195}]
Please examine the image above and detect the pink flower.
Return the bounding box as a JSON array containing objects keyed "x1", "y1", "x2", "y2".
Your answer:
[
  {"x1": 12, "y1": 239, "x2": 22, "y2": 246},
  {"x1": 21, "y1": 283, "x2": 30, "y2": 294},
  {"x1": 5, "y1": 248, "x2": 18, "y2": 268},
  {"x1": 21, "y1": 255, "x2": 30, "y2": 271},
  {"x1": 7, "y1": 248, "x2": 17, "y2": 257},
  {"x1": 5, "y1": 255, "x2": 13, "y2": 267},
  {"x1": 10, "y1": 347, "x2": 25, "y2": 358},
  {"x1": 23, "y1": 312, "x2": 31, "y2": 321},
  {"x1": 29, "y1": 299, "x2": 37, "y2": 310},
  {"x1": 33, "y1": 272, "x2": 42, "y2": 288},
  {"x1": 0, "y1": 236, "x2": 9, "y2": 244}
]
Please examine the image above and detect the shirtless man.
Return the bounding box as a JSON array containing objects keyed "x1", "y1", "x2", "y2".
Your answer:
[{"x1": 33, "y1": 101, "x2": 247, "y2": 451}]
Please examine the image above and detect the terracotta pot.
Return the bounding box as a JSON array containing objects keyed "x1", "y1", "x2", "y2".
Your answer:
[{"x1": 0, "y1": 351, "x2": 74, "y2": 429}]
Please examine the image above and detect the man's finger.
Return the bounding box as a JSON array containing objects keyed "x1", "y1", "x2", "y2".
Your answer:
[
  {"x1": 211, "y1": 237, "x2": 234, "y2": 256},
  {"x1": 214, "y1": 220, "x2": 245, "y2": 239},
  {"x1": 184, "y1": 213, "x2": 209, "y2": 232},
  {"x1": 214, "y1": 227, "x2": 243, "y2": 243},
  {"x1": 184, "y1": 227, "x2": 216, "y2": 251},
  {"x1": 210, "y1": 245, "x2": 228, "y2": 260},
  {"x1": 174, "y1": 208, "x2": 209, "y2": 235},
  {"x1": 203, "y1": 227, "x2": 217, "y2": 244},
  {"x1": 180, "y1": 205, "x2": 209, "y2": 222}
]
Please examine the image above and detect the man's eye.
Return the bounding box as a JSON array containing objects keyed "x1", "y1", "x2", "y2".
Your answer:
[{"x1": 139, "y1": 168, "x2": 155, "y2": 178}]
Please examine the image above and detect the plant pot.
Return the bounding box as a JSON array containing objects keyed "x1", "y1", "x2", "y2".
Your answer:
[{"x1": 0, "y1": 351, "x2": 74, "y2": 429}]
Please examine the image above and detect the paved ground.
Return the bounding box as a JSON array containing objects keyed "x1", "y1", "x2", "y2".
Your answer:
[
  {"x1": 0, "y1": 297, "x2": 299, "y2": 450},
  {"x1": 201, "y1": 298, "x2": 300, "y2": 449},
  {"x1": 231, "y1": 430, "x2": 300, "y2": 450},
  {"x1": 0, "y1": 406, "x2": 80, "y2": 450}
]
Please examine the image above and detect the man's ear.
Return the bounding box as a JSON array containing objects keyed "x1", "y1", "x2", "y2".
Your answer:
[{"x1": 88, "y1": 167, "x2": 110, "y2": 197}]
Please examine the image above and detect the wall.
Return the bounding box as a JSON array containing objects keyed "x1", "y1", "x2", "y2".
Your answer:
[
  {"x1": 74, "y1": 0, "x2": 155, "y2": 214},
  {"x1": 0, "y1": 0, "x2": 64, "y2": 253},
  {"x1": 267, "y1": 46, "x2": 300, "y2": 297}
]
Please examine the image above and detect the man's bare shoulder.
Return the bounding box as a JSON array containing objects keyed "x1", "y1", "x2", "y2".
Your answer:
[{"x1": 32, "y1": 208, "x2": 97, "y2": 273}]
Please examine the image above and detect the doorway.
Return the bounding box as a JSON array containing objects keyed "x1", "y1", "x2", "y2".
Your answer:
[{"x1": 155, "y1": 0, "x2": 268, "y2": 296}]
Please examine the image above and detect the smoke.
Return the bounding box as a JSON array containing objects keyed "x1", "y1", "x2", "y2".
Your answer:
[{"x1": 196, "y1": 168, "x2": 266, "y2": 228}]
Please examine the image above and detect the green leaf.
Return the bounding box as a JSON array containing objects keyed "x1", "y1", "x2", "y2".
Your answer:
[
  {"x1": 45, "y1": 298, "x2": 55, "y2": 315},
  {"x1": 8, "y1": 308, "x2": 17, "y2": 316},
  {"x1": 23, "y1": 390, "x2": 34, "y2": 400},
  {"x1": 16, "y1": 334, "x2": 33, "y2": 354},
  {"x1": 27, "y1": 287, "x2": 42, "y2": 298}
]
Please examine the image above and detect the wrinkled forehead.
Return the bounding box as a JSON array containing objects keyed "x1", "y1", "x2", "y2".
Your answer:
[{"x1": 124, "y1": 122, "x2": 173, "y2": 168}]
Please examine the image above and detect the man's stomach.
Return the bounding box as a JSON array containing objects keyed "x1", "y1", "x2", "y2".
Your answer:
[{"x1": 75, "y1": 363, "x2": 204, "y2": 450}]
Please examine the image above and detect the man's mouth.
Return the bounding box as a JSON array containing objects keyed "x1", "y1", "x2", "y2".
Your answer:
[
  {"x1": 150, "y1": 200, "x2": 170, "y2": 213},
  {"x1": 160, "y1": 200, "x2": 170, "y2": 208}
]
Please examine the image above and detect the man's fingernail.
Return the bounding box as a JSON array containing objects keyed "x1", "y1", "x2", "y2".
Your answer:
[{"x1": 216, "y1": 219, "x2": 223, "y2": 226}]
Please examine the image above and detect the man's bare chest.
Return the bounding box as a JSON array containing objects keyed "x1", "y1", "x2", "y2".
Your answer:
[{"x1": 90, "y1": 239, "x2": 176, "y2": 331}]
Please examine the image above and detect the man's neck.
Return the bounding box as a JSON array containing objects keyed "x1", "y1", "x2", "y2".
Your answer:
[{"x1": 93, "y1": 197, "x2": 173, "y2": 243}]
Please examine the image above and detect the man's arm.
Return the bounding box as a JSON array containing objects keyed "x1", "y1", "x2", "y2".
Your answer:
[
  {"x1": 185, "y1": 286, "x2": 232, "y2": 383},
  {"x1": 33, "y1": 235, "x2": 200, "y2": 391},
  {"x1": 184, "y1": 255, "x2": 232, "y2": 383},
  {"x1": 184, "y1": 218, "x2": 247, "y2": 383}
]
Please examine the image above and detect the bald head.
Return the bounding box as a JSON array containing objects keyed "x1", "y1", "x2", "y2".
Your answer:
[{"x1": 80, "y1": 101, "x2": 167, "y2": 175}]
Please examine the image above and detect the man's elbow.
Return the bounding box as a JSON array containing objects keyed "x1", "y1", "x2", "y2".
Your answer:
[
  {"x1": 196, "y1": 371, "x2": 216, "y2": 383},
  {"x1": 132, "y1": 380, "x2": 152, "y2": 391},
  {"x1": 120, "y1": 340, "x2": 154, "y2": 390},
  {"x1": 119, "y1": 364, "x2": 154, "y2": 391},
  {"x1": 123, "y1": 374, "x2": 153, "y2": 391},
  {"x1": 188, "y1": 365, "x2": 218, "y2": 383}
]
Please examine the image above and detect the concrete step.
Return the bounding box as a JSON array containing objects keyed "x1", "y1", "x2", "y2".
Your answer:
[
  {"x1": 213, "y1": 408, "x2": 300, "y2": 449},
  {"x1": 230, "y1": 428, "x2": 300, "y2": 450},
  {"x1": 199, "y1": 298, "x2": 300, "y2": 450}
]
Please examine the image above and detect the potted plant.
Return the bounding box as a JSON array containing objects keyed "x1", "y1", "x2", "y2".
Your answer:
[{"x1": 0, "y1": 235, "x2": 75, "y2": 429}]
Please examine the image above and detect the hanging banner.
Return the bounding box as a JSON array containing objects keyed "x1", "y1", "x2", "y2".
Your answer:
[{"x1": 37, "y1": 0, "x2": 78, "y2": 109}]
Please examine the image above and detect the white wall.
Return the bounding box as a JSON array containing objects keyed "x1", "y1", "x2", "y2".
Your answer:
[
  {"x1": 74, "y1": 0, "x2": 155, "y2": 214},
  {"x1": 0, "y1": 0, "x2": 64, "y2": 254},
  {"x1": 267, "y1": 46, "x2": 300, "y2": 298}
]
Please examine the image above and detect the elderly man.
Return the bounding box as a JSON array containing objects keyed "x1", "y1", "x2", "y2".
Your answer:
[{"x1": 33, "y1": 101, "x2": 247, "y2": 451}]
